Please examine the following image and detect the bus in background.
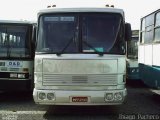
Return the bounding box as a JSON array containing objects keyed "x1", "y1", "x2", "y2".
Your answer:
[
  {"x1": 33, "y1": 5, "x2": 131, "y2": 105},
  {"x1": 0, "y1": 20, "x2": 35, "y2": 91},
  {"x1": 139, "y1": 9, "x2": 160, "y2": 89},
  {"x1": 126, "y1": 30, "x2": 139, "y2": 80}
]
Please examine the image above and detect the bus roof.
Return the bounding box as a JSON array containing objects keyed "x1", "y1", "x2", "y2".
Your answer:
[
  {"x1": 0, "y1": 20, "x2": 36, "y2": 25},
  {"x1": 141, "y1": 9, "x2": 160, "y2": 20},
  {"x1": 38, "y1": 7, "x2": 124, "y2": 17}
]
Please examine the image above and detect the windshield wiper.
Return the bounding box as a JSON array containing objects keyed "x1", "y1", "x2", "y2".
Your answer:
[
  {"x1": 82, "y1": 40, "x2": 103, "y2": 56},
  {"x1": 56, "y1": 26, "x2": 78, "y2": 56},
  {"x1": 5, "y1": 32, "x2": 11, "y2": 58},
  {"x1": 56, "y1": 37, "x2": 74, "y2": 56}
]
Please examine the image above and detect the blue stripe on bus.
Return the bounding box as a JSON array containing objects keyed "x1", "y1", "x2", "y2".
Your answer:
[{"x1": 139, "y1": 63, "x2": 160, "y2": 89}]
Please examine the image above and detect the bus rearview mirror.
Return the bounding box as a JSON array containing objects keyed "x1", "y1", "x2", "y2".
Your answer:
[{"x1": 125, "y1": 23, "x2": 132, "y2": 41}]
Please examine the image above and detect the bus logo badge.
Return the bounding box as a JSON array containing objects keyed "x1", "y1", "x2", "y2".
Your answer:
[{"x1": 7, "y1": 61, "x2": 23, "y2": 68}]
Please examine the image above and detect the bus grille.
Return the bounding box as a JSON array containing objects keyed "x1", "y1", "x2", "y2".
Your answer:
[{"x1": 43, "y1": 74, "x2": 117, "y2": 86}]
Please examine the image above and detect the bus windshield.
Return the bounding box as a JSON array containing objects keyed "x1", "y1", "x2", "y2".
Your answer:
[
  {"x1": 0, "y1": 25, "x2": 32, "y2": 58},
  {"x1": 37, "y1": 13, "x2": 125, "y2": 54}
]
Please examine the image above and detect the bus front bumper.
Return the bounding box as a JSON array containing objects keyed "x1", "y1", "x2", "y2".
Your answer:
[{"x1": 33, "y1": 88, "x2": 127, "y2": 105}]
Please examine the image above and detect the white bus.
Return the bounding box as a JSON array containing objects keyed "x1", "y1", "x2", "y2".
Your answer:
[
  {"x1": 0, "y1": 20, "x2": 35, "y2": 91},
  {"x1": 33, "y1": 6, "x2": 131, "y2": 105},
  {"x1": 126, "y1": 30, "x2": 139, "y2": 80},
  {"x1": 139, "y1": 9, "x2": 160, "y2": 89}
]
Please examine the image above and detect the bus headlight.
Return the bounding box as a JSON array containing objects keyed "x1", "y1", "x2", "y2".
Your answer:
[
  {"x1": 114, "y1": 92, "x2": 123, "y2": 101},
  {"x1": 47, "y1": 93, "x2": 55, "y2": 100},
  {"x1": 39, "y1": 93, "x2": 46, "y2": 100},
  {"x1": 18, "y1": 74, "x2": 25, "y2": 78},
  {"x1": 105, "y1": 93, "x2": 113, "y2": 101}
]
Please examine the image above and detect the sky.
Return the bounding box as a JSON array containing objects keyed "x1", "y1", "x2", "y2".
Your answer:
[{"x1": 0, "y1": 0, "x2": 159, "y2": 30}]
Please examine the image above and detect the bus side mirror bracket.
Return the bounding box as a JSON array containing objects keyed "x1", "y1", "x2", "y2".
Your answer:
[{"x1": 125, "y1": 23, "x2": 132, "y2": 41}]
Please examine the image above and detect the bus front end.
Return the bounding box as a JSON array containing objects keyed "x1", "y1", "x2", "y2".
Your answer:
[
  {"x1": 34, "y1": 55, "x2": 126, "y2": 105},
  {"x1": 33, "y1": 8, "x2": 131, "y2": 105},
  {"x1": 0, "y1": 21, "x2": 35, "y2": 91},
  {"x1": 0, "y1": 60, "x2": 33, "y2": 90}
]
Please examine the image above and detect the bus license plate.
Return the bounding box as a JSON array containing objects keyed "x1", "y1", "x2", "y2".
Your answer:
[{"x1": 71, "y1": 96, "x2": 88, "y2": 102}]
